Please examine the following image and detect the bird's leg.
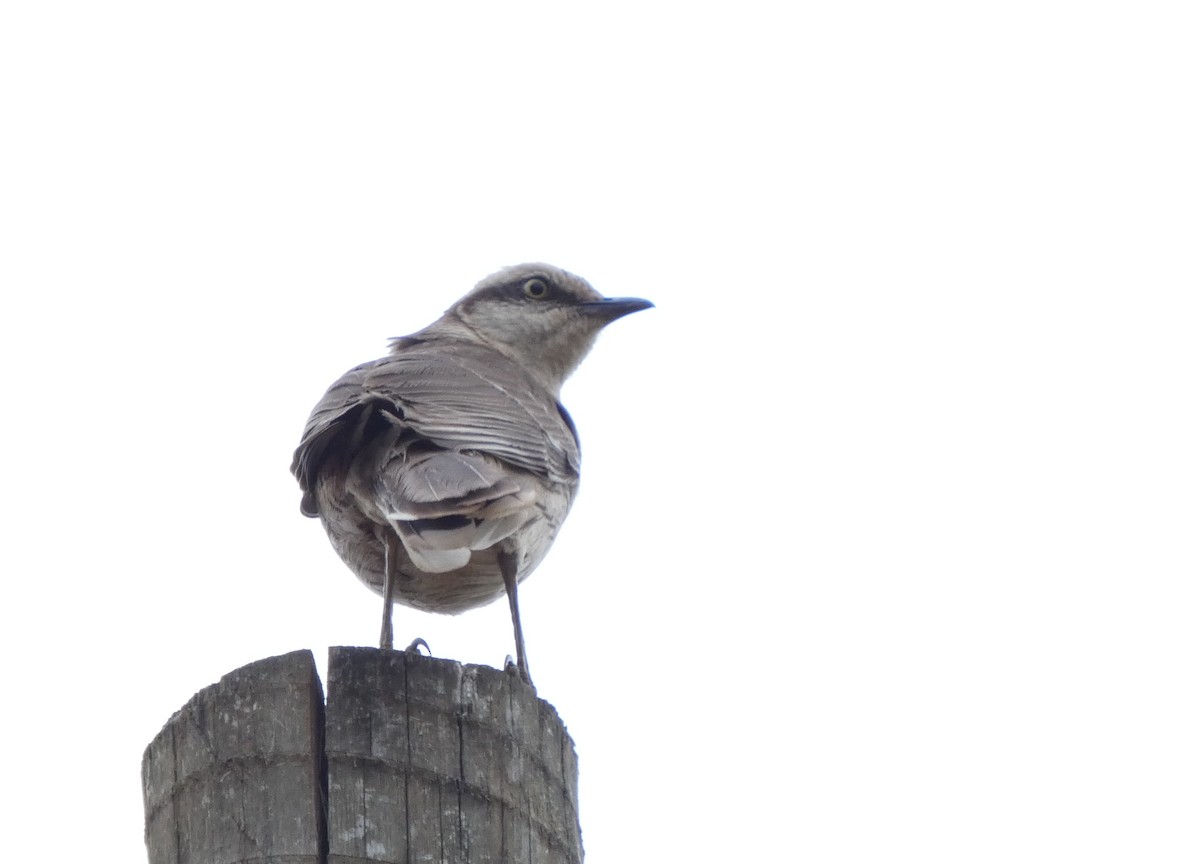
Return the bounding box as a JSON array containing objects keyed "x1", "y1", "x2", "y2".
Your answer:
[
  {"x1": 498, "y1": 551, "x2": 531, "y2": 685},
  {"x1": 380, "y1": 532, "x2": 400, "y2": 650}
]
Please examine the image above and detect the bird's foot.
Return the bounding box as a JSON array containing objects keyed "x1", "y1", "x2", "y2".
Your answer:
[
  {"x1": 406, "y1": 637, "x2": 431, "y2": 656},
  {"x1": 504, "y1": 655, "x2": 534, "y2": 687}
]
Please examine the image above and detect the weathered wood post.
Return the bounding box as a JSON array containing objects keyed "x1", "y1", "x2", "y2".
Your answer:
[{"x1": 143, "y1": 648, "x2": 583, "y2": 864}]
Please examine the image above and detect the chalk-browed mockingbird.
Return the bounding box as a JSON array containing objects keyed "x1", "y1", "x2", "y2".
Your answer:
[{"x1": 291, "y1": 263, "x2": 651, "y2": 683}]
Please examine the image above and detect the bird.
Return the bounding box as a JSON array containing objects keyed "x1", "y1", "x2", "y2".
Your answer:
[{"x1": 290, "y1": 263, "x2": 652, "y2": 684}]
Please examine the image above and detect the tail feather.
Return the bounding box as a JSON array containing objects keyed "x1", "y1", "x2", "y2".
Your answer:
[{"x1": 370, "y1": 447, "x2": 539, "y2": 575}]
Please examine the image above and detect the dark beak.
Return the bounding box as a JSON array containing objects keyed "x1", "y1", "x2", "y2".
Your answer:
[{"x1": 578, "y1": 296, "x2": 655, "y2": 324}]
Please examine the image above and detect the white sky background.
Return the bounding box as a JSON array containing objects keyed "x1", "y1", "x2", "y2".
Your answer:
[{"x1": 1, "y1": 2, "x2": 1197, "y2": 861}]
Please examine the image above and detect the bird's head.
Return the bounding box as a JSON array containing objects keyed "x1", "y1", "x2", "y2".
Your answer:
[{"x1": 426, "y1": 263, "x2": 653, "y2": 394}]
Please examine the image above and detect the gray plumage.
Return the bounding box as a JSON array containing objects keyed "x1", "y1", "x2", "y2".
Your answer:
[{"x1": 291, "y1": 263, "x2": 651, "y2": 682}]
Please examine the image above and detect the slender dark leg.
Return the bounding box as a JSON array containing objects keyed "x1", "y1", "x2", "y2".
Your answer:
[
  {"x1": 380, "y1": 533, "x2": 399, "y2": 650},
  {"x1": 498, "y1": 551, "x2": 531, "y2": 685}
]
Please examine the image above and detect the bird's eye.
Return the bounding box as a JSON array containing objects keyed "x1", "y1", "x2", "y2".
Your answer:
[{"x1": 522, "y1": 278, "x2": 548, "y2": 299}]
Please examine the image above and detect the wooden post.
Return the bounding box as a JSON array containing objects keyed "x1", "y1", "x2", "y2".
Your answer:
[
  {"x1": 142, "y1": 648, "x2": 583, "y2": 864},
  {"x1": 141, "y1": 650, "x2": 326, "y2": 864}
]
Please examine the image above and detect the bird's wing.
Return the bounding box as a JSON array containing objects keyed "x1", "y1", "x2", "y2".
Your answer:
[
  {"x1": 291, "y1": 340, "x2": 580, "y2": 515},
  {"x1": 290, "y1": 359, "x2": 382, "y2": 514},
  {"x1": 370, "y1": 341, "x2": 580, "y2": 482}
]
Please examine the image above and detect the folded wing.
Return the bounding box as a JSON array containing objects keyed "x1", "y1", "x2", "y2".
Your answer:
[{"x1": 291, "y1": 339, "x2": 581, "y2": 576}]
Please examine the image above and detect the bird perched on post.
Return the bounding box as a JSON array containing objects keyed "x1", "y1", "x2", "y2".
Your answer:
[{"x1": 291, "y1": 263, "x2": 652, "y2": 684}]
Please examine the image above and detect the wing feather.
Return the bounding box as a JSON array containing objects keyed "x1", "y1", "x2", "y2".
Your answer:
[{"x1": 290, "y1": 340, "x2": 580, "y2": 515}]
